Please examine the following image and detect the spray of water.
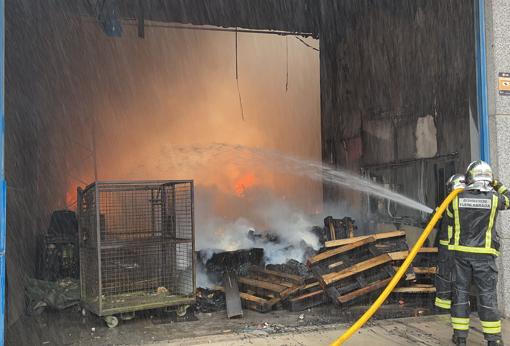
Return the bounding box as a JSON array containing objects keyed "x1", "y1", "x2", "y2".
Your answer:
[
  {"x1": 165, "y1": 143, "x2": 433, "y2": 214},
  {"x1": 175, "y1": 143, "x2": 433, "y2": 288},
  {"x1": 281, "y1": 153, "x2": 434, "y2": 214}
]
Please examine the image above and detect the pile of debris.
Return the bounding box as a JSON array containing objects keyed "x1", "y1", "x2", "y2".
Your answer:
[
  {"x1": 194, "y1": 288, "x2": 226, "y2": 313},
  {"x1": 198, "y1": 217, "x2": 438, "y2": 317}
]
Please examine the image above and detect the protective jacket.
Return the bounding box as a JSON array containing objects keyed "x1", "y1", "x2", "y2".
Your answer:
[
  {"x1": 447, "y1": 187, "x2": 510, "y2": 256},
  {"x1": 448, "y1": 181, "x2": 510, "y2": 342}
]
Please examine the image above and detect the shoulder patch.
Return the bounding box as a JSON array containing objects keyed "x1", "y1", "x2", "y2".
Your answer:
[{"x1": 458, "y1": 198, "x2": 492, "y2": 209}]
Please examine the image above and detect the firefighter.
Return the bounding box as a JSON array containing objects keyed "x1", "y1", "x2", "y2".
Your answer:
[
  {"x1": 434, "y1": 174, "x2": 466, "y2": 311},
  {"x1": 447, "y1": 160, "x2": 510, "y2": 346}
]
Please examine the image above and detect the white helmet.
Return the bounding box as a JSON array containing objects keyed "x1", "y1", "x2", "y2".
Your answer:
[
  {"x1": 446, "y1": 174, "x2": 466, "y2": 192},
  {"x1": 465, "y1": 160, "x2": 493, "y2": 185}
]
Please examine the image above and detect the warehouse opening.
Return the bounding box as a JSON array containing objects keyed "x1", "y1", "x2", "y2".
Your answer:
[{"x1": 5, "y1": 1, "x2": 479, "y2": 345}]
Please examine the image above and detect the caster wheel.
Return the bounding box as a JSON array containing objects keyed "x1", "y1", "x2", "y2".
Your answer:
[
  {"x1": 176, "y1": 305, "x2": 189, "y2": 317},
  {"x1": 104, "y1": 315, "x2": 119, "y2": 328}
]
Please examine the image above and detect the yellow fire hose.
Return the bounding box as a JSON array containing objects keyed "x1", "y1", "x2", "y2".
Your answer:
[{"x1": 330, "y1": 188, "x2": 463, "y2": 346}]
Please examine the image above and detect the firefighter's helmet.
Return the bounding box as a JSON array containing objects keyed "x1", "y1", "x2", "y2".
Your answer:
[
  {"x1": 465, "y1": 160, "x2": 494, "y2": 185},
  {"x1": 446, "y1": 174, "x2": 466, "y2": 192}
]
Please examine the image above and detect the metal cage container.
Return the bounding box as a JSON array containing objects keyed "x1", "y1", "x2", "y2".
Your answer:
[{"x1": 78, "y1": 181, "x2": 195, "y2": 317}]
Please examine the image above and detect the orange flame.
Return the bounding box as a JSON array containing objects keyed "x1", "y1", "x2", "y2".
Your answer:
[
  {"x1": 65, "y1": 188, "x2": 77, "y2": 211},
  {"x1": 234, "y1": 173, "x2": 255, "y2": 197}
]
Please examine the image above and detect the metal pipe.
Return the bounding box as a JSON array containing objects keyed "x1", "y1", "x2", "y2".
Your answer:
[
  {"x1": 475, "y1": 0, "x2": 490, "y2": 162},
  {"x1": 362, "y1": 152, "x2": 459, "y2": 170},
  {"x1": 80, "y1": 17, "x2": 317, "y2": 38},
  {"x1": 0, "y1": 0, "x2": 5, "y2": 343}
]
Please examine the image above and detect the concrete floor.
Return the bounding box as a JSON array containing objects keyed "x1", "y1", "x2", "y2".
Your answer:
[
  {"x1": 8, "y1": 304, "x2": 510, "y2": 345},
  {"x1": 155, "y1": 315, "x2": 510, "y2": 346}
]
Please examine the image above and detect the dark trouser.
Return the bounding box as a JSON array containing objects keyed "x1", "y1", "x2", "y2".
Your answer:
[
  {"x1": 451, "y1": 254, "x2": 502, "y2": 341},
  {"x1": 435, "y1": 245, "x2": 453, "y2": 309}
]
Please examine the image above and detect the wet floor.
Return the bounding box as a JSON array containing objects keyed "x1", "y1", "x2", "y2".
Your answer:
[
  {"x1": 157, "y1": 315, "x2": 510, "y2": 346},
  {"x1": 6, "y1": 304, "x2": 442, "y2": 345}
]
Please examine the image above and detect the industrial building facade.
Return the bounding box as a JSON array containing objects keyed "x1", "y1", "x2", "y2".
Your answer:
[
  {"x1": 486, "y1": 0, "x2": 510, "y2": 320},
  {"x1": 1, "y1": 0, "x2": 510, "y2": 344}
]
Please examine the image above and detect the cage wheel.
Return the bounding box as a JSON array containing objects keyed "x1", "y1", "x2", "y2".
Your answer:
[
  {"x1": 104, "y1": 315, "x2": 119, "y2": 328},
  {"x1": 176, "y1": 305, "x2": 189, "y2": 317}
]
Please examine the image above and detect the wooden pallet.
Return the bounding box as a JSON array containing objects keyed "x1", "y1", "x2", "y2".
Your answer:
[
  {"x1": 308, "y1": 235, "x2": 399, "y2": 305},
  {"x1": 247, "y1": 266, "x2": 305, "y2": 286},
  {"x1": 237, "y1": 266, "x2": 304, "y2": 313},
  {"x1": 324, "y1": 230, "x2": 406, "y2": 248},
  {"x1": 337, "y1": 278, "x2": 391, "y2": 304},
  {"x1": 238, "y1": 292, "x2": 280, "y2": 312},
  {"x1": 413, "y1": 267, "x2": 437, "y2": 275},
  {"x1": 392, "y1": 284, "x2": 436, "y2": 294},
  {"x1": 413, "y1": 247, "x2": 438, "y2": 267},
  {"x1": 412, "y1": 248, "x2": 438, "y2": 285},
  {"x1": 324, "y1": 216, "x2": 356, "y2": 241},
  {"x1": 320, "y1": 254, "x2": 393, "y2": 286},
  {"x1": 374, "y1": 237, "x2": 409, "y2": 254},
  {"x1": 419, "y1": 247, "x2": 439, "y2": 253},
  {"x1": 323, "y1": 270, "x2": 392, "y2": 304},
  {"x1": 308, "y1": 237, "x2": 376, "y2": 267},
  {"x1": 287, "y1": 280, "x2": 329, "y2": 312}
]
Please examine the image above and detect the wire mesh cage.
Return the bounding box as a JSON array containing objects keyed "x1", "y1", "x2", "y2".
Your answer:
[{"x1": 78, "y1": 180, "x2": 195, "y2": 316}]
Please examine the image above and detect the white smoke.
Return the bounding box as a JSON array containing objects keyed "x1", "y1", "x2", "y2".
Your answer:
[{"x1": 195, "y1": 185, "x2": 321, "y2": 265}]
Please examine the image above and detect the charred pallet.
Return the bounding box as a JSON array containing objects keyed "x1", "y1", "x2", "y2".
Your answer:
[
  {"x1": 266, "y1": 259, "x2": 313, "y2": 280},
  {"x1": 247, "y1": 265, "x2": 305, "y2": 286},
  {"x1": 307, "y1": 231, "x2": 419, "y2": 306},
  {"x1": 391, "y1": 283, "x2": 437, "y2": 307},
  {"x1": 307, "y1": 237, "x2": 378, "y2": 274},
  {"x1": 308, "y1": 238, "x2": 397, "y2": 305},
  {"x1": 318, "y1": 267, "x2": 394, "y2": 305},
  {"x1": 413, "y1": 247, "x2": 438, "y2": 267},
  {"x1": 388, "y1": 251, "x2": 416, "y2": 282},
  {"x1": 308, "y1": 235, "x2": 404, "y2": 278},
  {"x1": 287, "y1": 280, "x2": 329, "y2": 312},
  {"x1": 412, "y1": 247, "x2": 438, "y2": 285},
  {"x1": 324, "y1": 216, "x2": 357, "y2": 241},
  {"x1": 374, "y1": 237, "x2": 409, "y2": 253},
  {"x1": 237, "y1": 266, "x2": 305, "y2": 313},
  {"x1": 239, "y1": 293, "x2": 279, "y2": 313}
]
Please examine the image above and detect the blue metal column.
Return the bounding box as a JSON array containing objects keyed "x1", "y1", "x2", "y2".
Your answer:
[
  {"x1": 0, "y1": 0, "x2": 5, "y2": 344},
  {"x1": 475, "y1": 0, "x2": 490, "y2": 162}
]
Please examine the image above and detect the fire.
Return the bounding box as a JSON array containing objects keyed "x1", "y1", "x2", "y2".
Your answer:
[
  {"x1": 65, "y1": 188, "x2": 78, "y2": 211},
  {"x1": 234, "y1": 173, "x2": 255, "y2": 197}
]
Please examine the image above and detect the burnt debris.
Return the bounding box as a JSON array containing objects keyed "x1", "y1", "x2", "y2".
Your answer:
[
  {"x1": 199, "y1": 248, "x2": 265, "y2": 276},
  {"x1": 266, "y1": 259, "x2": 312, "y2": 279},
  {"x1": 198, "y1": 226, "x2": 439, "y2": 315},
  {"x1": 194, "y1": 288, "x2": 227, "y2": 313}
]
